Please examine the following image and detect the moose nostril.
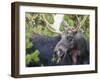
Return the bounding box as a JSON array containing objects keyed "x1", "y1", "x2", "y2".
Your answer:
[
  {"x1": 54, "y1": 49, "x2": 58, "y2": 55},
  {"x1": 59, "y1": 48, "x2": 62, "y2": 52},
  {"x1": 57, "y1": 48, "x2": 65, "y2": 57},
  {"x1": 54, "y1": 48, "x2": 62, "y2": 56},
  {"x1": 54, "y1": 48, "x2": 58, "y2": 53}
]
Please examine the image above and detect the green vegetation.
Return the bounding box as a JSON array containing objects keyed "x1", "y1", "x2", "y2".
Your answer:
[{"x1": 26, "y1": 50, "x2": 40, "y2": 65}]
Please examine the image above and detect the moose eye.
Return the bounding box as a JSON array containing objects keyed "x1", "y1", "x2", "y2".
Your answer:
[{"x1": 67, "y1": 36, "x2": 73, "y2": 41}]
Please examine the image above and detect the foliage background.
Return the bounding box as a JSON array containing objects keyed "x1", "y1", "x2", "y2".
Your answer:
[{"x1": 25, "y1": 13, "x2": 89, "y2": 66}]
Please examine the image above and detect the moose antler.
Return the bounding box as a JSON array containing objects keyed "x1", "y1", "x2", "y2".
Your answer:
[
  {"x1": 72, "y1": 15, "x2": 88, "y2": 32},
  {"x1": 42, "y1": 14, "x2": 64, "y2": 34},
  {"x1": 42, "y1": 14, "x2": 88, "y2": 33}
]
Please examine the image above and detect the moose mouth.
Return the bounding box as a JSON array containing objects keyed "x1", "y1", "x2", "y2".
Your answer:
[{"x1": 53, "y1": 49, "x2": 66, "y2": 63}]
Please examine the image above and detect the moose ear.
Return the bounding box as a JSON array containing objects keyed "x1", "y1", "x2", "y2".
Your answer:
[{"x1": 62, "y1": 20, "x2": 68, "y2": 30}]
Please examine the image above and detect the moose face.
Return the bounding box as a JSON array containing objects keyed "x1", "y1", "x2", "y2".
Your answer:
[{"x1": 54, "y1": 28, "x2": 76, "y2": 63}]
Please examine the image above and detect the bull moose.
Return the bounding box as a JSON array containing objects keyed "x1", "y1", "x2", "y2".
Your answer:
[{"x1": 26, "y1": 14, "x2": 89, "y2": 67}]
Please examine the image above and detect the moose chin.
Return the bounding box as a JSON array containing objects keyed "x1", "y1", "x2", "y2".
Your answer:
[{"x1": 26, "y1": 14, "x2": 89, "y2": 67}]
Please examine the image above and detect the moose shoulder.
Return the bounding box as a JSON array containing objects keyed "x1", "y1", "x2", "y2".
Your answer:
[{"x1": 74, "y1": 31, "x2": 89, "y2": 64}]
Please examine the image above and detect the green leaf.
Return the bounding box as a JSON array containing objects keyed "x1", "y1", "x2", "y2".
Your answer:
[{"x1": 26, "y1": 50, "x2": 40, "y2": 64}]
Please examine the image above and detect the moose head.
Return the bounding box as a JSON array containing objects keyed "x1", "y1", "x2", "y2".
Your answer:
[{"x1": 43, "y1": 14, "x2": 88, "y2": 64}]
